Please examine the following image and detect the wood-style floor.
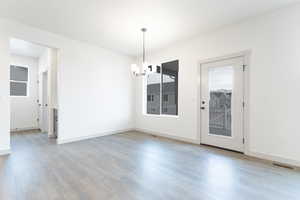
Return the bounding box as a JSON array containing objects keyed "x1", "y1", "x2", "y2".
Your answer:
[{"x1": 0, "y1": 131, "x2": 299, "y2": 200}]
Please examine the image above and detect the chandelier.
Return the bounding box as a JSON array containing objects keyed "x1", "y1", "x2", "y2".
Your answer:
[{"x1": 131, "y1": 28, "x2": 157, "y2": 76}]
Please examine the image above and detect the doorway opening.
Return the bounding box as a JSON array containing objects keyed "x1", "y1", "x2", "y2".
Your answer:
[
  {"x1": 9, "y1": 38, "x2": 58, "y2": 144},
  {"x1": 199, "y1": 53, "x2": 249, "y2": 153}
]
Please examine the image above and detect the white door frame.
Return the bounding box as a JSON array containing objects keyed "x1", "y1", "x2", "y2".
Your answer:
[
  {"x1": 40, "y1": 70, "x2": 49, "y2": 133},
  {"x1": 197, "y1": 50, "x2": 251, "y2": 154},
  {"x1": 8, "y1": 36, "x2": 60, "y2": 155}
]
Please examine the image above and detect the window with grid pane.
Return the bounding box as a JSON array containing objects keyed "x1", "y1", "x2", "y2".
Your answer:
[
  {"x1": 146, "y1": 60, "x2": 178, "y2": 115},
  {"x1": 10, "y1": 65, "x2": 28, "y2": 96}
]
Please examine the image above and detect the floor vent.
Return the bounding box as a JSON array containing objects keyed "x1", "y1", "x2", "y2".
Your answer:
[{"x1": 272, "y1": 162, "x2": 295, "y2": 170}]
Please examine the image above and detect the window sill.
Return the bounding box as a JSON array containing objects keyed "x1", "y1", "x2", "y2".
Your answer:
[
  {"x1": 10, "y1": 96, "x2": 29, "y2": 98},
  {"x1": 143, "y1": 114, "x2": 179, "y2": 118}
]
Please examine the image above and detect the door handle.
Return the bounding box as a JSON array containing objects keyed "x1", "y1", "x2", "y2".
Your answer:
[{"x1": 201, "y1": 107, "x2": 205, "y2": 110}]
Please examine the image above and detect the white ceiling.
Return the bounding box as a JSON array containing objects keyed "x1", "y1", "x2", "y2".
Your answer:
[
  {"x1": 10, "y1": 38, "x2": 47, "y2": 58},
  {"x1": 1, "y1": 0, "x2": 299, "y2": 56}
]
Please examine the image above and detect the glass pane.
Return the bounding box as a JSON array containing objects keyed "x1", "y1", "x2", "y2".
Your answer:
[
  {"x1": 208, "y1": 66, "x2": 233, "y2": 137},
  {"x1": 10, "y1": 82, "x2": 27, "y2": 96},
  {"x1": 162, "y1": 60, "x2": 178, "y2": 115},
  {"x1": 10, "y1": 65, "x2": 28, "y2": 81},
  {"x1": 147, "y1": 70, "x2": 161, "y2": 114}
]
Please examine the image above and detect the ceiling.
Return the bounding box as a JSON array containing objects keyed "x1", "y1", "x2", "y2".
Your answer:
[
  {"x1": 1, "y1": 0, "x2": 299, "y2": 56},
  {"x1": 10, "y1": 38, "x2": 47, "y2": 58}
]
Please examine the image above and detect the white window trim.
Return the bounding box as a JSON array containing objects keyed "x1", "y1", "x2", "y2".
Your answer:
[{"x1": 144, "y1": 113, "x2": 179, "y2": 118}]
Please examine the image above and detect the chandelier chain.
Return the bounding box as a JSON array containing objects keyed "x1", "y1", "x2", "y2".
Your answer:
[{"x1": 141, "y1": 28, "x2": 147, "y2": 63}]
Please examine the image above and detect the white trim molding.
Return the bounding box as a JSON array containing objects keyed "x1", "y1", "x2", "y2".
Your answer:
[
  {"x1": 134, "y1": 129, "x2": 300, "y2": 168},
  {"x1": 247, "y1": 151, "x2": 300, "y2": 168},
  {"x1": 10, "y1": 127, "x2": 40, "y2": 132},
  {"x1": 135, "y1": 128, "x2": 200, "y2": 144},
  {"x1": 57, "y1": 129, "x2": 134, "y2": 145},
  {"x1": 0, "y1": 149, "x2": 11, "y2": 156}
]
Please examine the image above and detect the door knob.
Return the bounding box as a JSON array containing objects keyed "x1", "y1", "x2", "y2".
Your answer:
[{"x1": 201, "y1": 107, "x2": 205, "y2": 110}]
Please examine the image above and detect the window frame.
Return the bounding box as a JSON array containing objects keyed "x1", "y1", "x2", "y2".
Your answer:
[
  {"x1": 10, "y1": 65, "x2": 29, "y2": 97},
  {"x1": 144, "y1": 60, "x2": 179, "y2": 117}
]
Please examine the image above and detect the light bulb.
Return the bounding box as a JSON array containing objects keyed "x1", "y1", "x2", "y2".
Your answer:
[
  {"x1": 131, "y1": 64, "x2": 138, "y2": 72},
  {"x1": 142, "y1": 62, "x2": 149, "y2": 70},
  {"x1": 131, "y1": 64, "x2": 141, "y2": 76}
]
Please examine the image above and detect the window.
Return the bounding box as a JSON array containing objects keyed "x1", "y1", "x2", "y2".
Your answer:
[
  {"x1": 147, "y1": 95, "x2": 155, "y2": 102},
  {"x1": 163, "y1": 94, "x2": 168, "y2": 102},
  {"x1": 146, "y1": 70, "x2": 160, "y2": 114},
  {"x1": 162, "y1": 60, "x2": 178, "y2": 115},
  {"x1": 146, "y1": 60, "x2": 178, "y2": 115},
  {"x1": 10, "y1": 65, "x2": 28, "y2": 96}
]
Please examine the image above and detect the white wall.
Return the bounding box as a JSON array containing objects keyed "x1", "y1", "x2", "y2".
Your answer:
[
  {"x1": 38, "y1": 48, "x2": 50, "y2": 74},
  {"x1": 135, "y1": 5, "x2": 300, "y2": 166},
  {"x1": 10, "y1": 54, "x2": 39, "y2": 131},
  {"x1": 0, "y1": 18, "x2": 134, "y2": 152},
  {"x1": 0, "y1": 26, "x2": 10, "y2": 154},
  {"x1": 58, "y1": 42, "x2": 134, "y2": 143}
]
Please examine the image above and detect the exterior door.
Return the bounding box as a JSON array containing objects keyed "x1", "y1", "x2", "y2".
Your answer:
[{"x1": 200, "y1": 57, "x2": 245, "y2": 152}]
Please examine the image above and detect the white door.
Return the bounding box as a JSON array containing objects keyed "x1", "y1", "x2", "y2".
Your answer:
[
  {"x1": 200, "y1": 57, "x2": 245, "y2": 152},
  {"x1": 42, "y1": 72, "x2": 48, "y2": 133},
  {"x1": 38, "y1": 74, "x2": 43, "y2": 130}
]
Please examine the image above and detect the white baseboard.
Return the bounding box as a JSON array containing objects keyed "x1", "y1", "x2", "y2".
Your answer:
[
  {"x1": 135, "y1": 128, "x2": 200, "y2": 144},
  {"x1": 11, "y1": 127, "x2": 40, "y2": 132},
  {"x1": 247, "y1": 151, "x2": 300, "y2": 168},
  {"x1": 135, "y1": 128, "x2": 300, "y2": 168},
  {"x1": 57, "y1": 128, "x2": 134, "y2": 145},
  {"x1": 0, "y1": 149, "x2": 11, "y2": 156}
]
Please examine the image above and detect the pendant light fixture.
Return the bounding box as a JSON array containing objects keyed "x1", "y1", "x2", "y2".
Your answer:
[{"x1": 131, "y1": 28, "x2": 155, "y2": 76}]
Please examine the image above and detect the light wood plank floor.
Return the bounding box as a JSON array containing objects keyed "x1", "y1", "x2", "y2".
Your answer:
[{"x1": 0, "y1": 131, "x2": 299, "y2": 200}]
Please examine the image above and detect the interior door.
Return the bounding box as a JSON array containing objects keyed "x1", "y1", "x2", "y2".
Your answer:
[
  {"x1": 200, "y1": 57, "x2": 245, "y2": 152},
  {"x1": 42, "y1": 71, "x2": 48, "y2": 133},
  {"x1": 38, "y1": 74, "x2": 43, "y2": 130}
]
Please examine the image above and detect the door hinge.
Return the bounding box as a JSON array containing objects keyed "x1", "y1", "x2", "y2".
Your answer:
[
  {"x1": 243, "y1": 65, "x2": 246, "y2": 72},
  {"x1": 242, "y1": 101, "x2": 245, "y2": 108},
  {"x1": 37, "y1": 118, "x2": 39, "y2": 122},
  {"x1": 243, "y1": 138, "x2": 245, "y2": 144}
]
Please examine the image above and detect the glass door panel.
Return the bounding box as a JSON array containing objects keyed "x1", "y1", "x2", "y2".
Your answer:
[{"x1": 208, "y1": 66, "x2": 233, "y2": 137}]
